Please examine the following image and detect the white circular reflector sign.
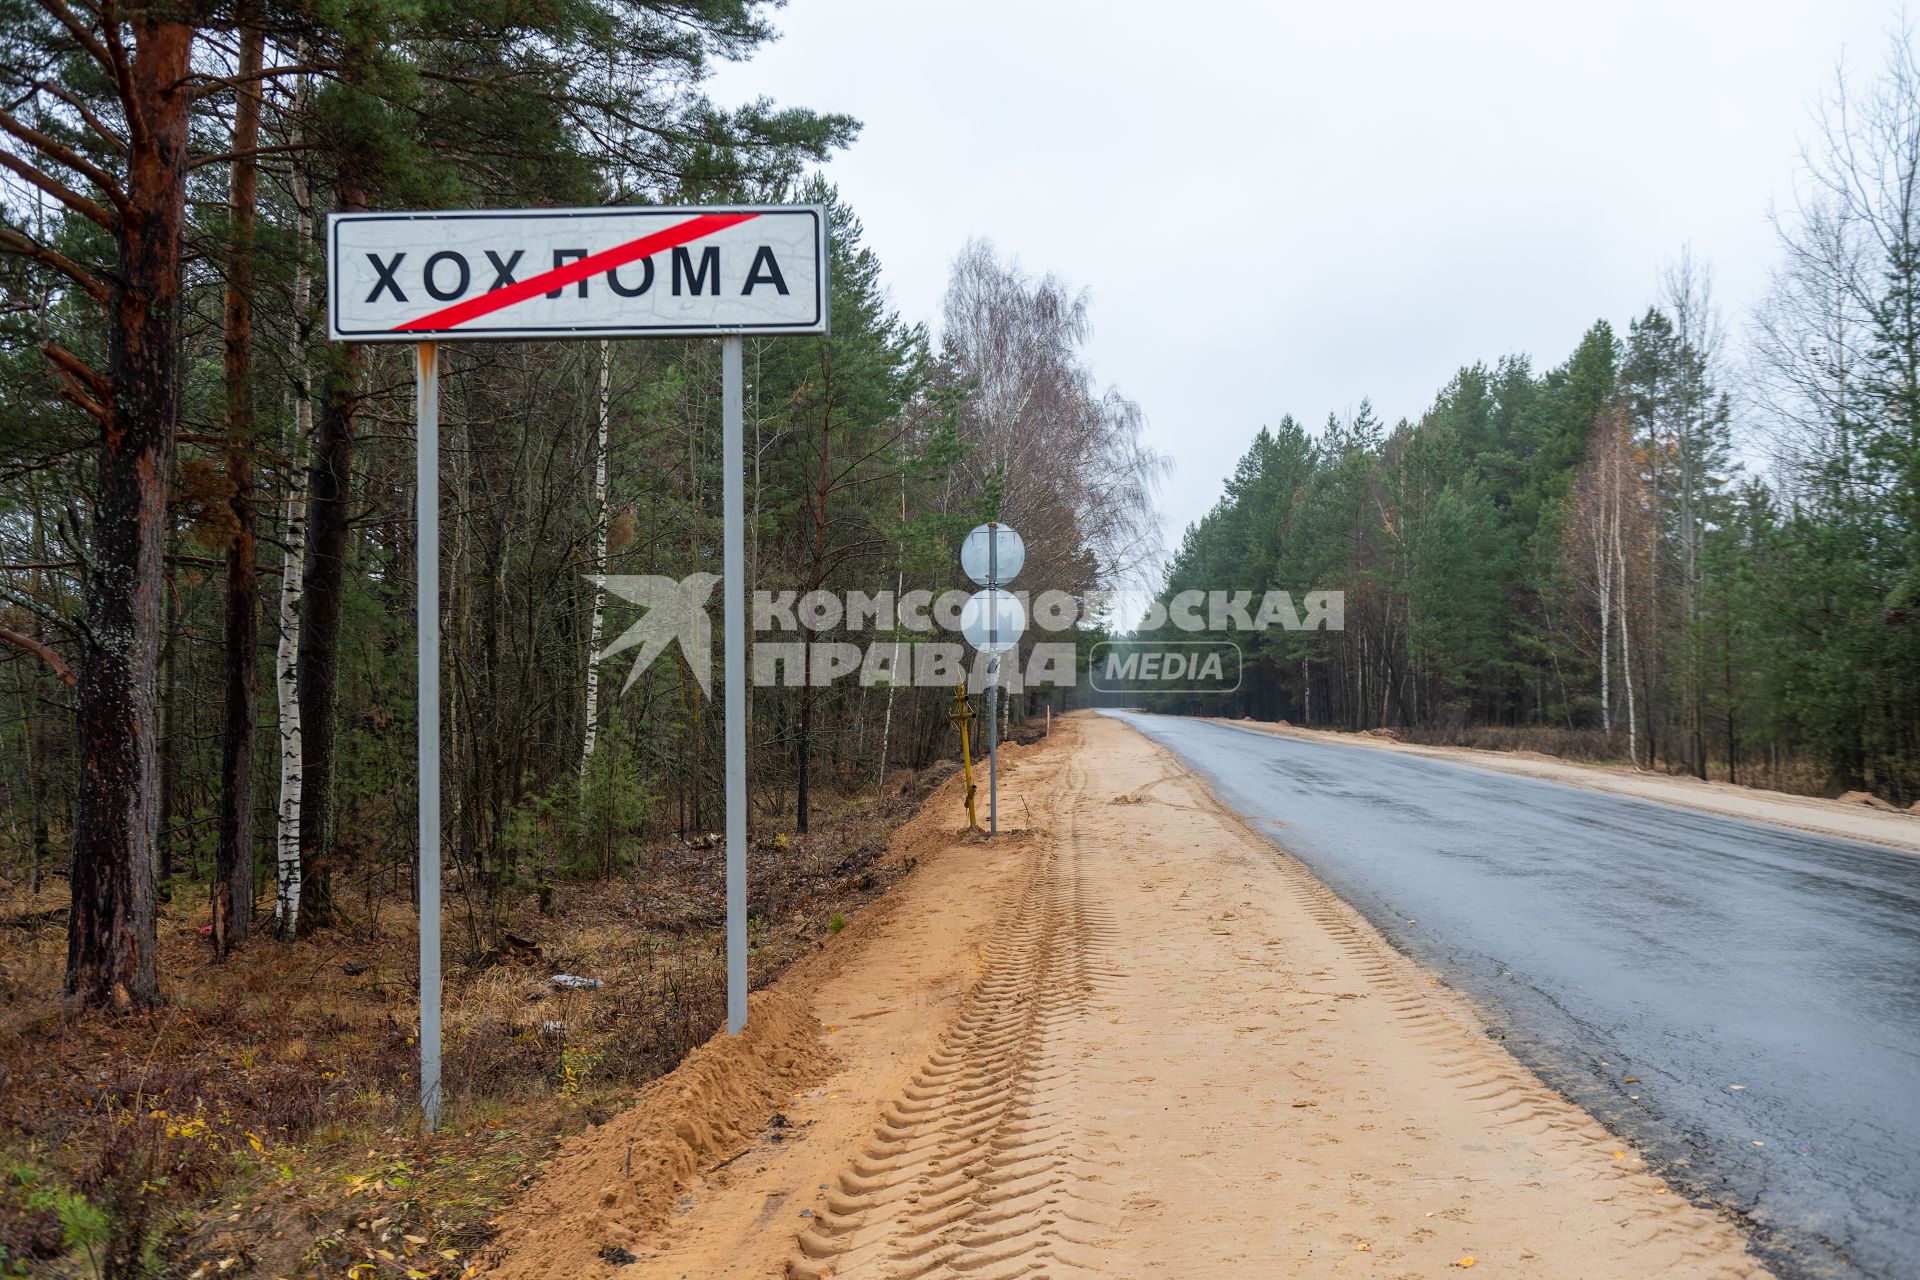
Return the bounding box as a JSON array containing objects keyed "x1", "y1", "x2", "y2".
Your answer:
[
  {"x1": 960, "y1": 522, "x2": 1024, "y2": 585},
  {"x1": 960, "y1": 588, "x2": 1026, "y2": 652}
]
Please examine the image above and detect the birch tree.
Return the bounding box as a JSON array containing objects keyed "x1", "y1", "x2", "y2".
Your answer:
[{"x1": 273, "y1": 101, "x2": 313, "y2": 939}]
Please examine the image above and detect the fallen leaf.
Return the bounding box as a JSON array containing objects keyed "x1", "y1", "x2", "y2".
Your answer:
[
  {"x1": 1454, "y1": 1257, "x2": 1476, "y2": 1269},
  {"x1": 1614, "y1": 1151, "x2": 1626, "y2": 1159},
  {"x1": 1729, "y1": 1084, "x2": 1746, "y2": 1091},
  {"x1": 1355, "y1": 1241, "x2": 1372, "y2": 1252},
  {"x1": 1622, "y1": 1077, "x2": 1639, "y2": 1084}
]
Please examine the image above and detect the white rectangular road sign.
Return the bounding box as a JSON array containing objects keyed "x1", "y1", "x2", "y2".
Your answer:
[{"x1": 328, "y1": 205, "x2": 827, "y2": 342}]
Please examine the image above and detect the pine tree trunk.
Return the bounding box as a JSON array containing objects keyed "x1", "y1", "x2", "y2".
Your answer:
[
  {"x1": 797, "y1": 659, "x2": 812, "y2": 833},
  {"x1": 1724, "y1": 619, "x2": 1738, "y2": 786},
  {"x1": 20, "y1": 476, "x2": 54, "y2": 896},
  {"x1": 213, "y1": 17, "x2": 265, "y2": 958},
  {"x1": 17, "y1": 685, "x2": 44, "y2": 895},
  {"x1": 66, "y1": 17, "x2": 194, "y2": 1011},
  {"x1": 581, "y1": 340, "x2": 611, "y2": 774},
  {"x1": 155, "y1": 589, "x2": 181, "y2": 884},
  {"x1": 796, "y1": 373, "x2": 832, "y2": 834}
]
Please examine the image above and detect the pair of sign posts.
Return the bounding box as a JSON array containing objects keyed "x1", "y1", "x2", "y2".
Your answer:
[
  {"x1": 958, "y1": 523, "x2": 1025, "y2": 835},
  {"x1": 328, "y1": 205, "x2": 830, "y2": 1127}
]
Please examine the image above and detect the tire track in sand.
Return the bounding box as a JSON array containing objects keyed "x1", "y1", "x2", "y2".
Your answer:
[{"x1": 789, "y1": 759, "x2": 1121, "y2": 1280}]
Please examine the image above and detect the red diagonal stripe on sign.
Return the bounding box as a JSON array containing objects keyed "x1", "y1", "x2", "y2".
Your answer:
[{"x1": 392, "y1": 211, "x2": 759, "y2": 333}]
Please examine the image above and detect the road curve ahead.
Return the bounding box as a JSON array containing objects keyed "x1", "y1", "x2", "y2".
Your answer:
[{"x1": 1105, "y1": 711, "x2": 1920, "y2": 1280}]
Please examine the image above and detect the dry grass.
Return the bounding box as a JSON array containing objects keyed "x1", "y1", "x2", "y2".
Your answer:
[
  {"x1": 1392, "y1": 723, "x2": 1626, "y2": 763},
  {"x1": 1389, "y1": 723, "x2": 1843, "y2": 796},
  {"x1": 0, "y1": 774, "x2": 938, "y2": 1279}
]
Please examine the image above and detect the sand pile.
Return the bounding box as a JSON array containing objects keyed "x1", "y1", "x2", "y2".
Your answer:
[{"x1": 483, "y1": 988, "x2": 829, "y2": 1276}]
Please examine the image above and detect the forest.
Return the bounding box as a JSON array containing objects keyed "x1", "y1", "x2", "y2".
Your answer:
[
  {"x1": 0, "y1": 4, "x2": 1166, "y2": 1266},
  {"x1": 0, "y1": 0, "x2": 1160, "y2": 1007},
  {"x1": 1144, "y1": 48, "x2": 1919, "y2": 807}
]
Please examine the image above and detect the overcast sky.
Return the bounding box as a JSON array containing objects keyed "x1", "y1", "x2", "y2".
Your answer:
[{"x1": 708, "y1": 0, "x2": 1900, "y2": 571}]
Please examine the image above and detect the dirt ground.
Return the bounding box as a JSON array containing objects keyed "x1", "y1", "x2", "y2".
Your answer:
[
  {"x1": 482, "y1": 712, "x2": 1767, "y2": 1279},
  {"x1": 0, "y1": 778, "x2": 931, "y2": 1276},
  {"x1": 1204, "y1": 716, "x2": 1920, "y2": 855}
]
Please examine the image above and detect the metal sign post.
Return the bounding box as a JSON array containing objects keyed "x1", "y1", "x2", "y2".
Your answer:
[
  {"x1": 721, "y1": 336, "x2": 747, "y2": 1034},
  {"x1": 959, "y1": 522, "x2": 1025, "y2": 837},
  {"x1": 415, "y1": 341, "x2": 443, "y2": 1129},
  {"x1": 327, "y1": 206, "x2": 828, "y2": 1127}
]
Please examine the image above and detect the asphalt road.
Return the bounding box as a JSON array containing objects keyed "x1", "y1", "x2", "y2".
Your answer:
[{"x1": 1104, "y1": 711, "x2": 1920, "y2": 1280}]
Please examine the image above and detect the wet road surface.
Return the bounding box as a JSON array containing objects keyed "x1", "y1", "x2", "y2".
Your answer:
[{"x1": 1105, "y1": 711, "x2": 1920, "y2": 1280}]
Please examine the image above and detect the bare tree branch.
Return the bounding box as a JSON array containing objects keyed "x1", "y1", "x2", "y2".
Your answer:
[
  {"x1": 0, "y1": 146, "x2": 113, "y2": 228},
  {"x1": 0, "y1": 222, "x2": 109, "y2": 301},
  {"x1": 0, "y1": 106, "x2": 126, "y2": 207},
  {"x1": 0, "y1": 624, "x2": 76, "y2": 685},
  {"x1": 34, "y1": 79, "x2": 127, "y2": 150}
]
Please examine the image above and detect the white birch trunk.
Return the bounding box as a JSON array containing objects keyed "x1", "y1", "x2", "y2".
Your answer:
[
  {"x1": 1611, "y1": 460, "x2": 1640, "y2": 771},
  {"x1": 274, "y1": 118, "x2": 312, "y2": 936},
  {"x1": 876, "y1": 569, "x2": 903, "y2": 792},
  {"x1": 580, "y1": 339, "x2": 611, "y2": 775},
  {"x1": 274, "y1": 448, "x2": 308, "y2": 935},
  {"x1": 1596, "y1": 532, "x2": 1611, "y2": 733},
  {"x1": 876, "y1": 479, "x2": 905, "y2": 791}
]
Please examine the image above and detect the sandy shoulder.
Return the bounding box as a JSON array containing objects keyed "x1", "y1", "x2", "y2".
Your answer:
[
  {"x1": 485, "y1": 713, "x2": 1766, "y2": 1279},
  {"x1": 1201, "y1": 715, "x2": 1920, "y2": 855},
  {"x1": 481, "y1": 733, "x2": 1057, "y2": 1279}
]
